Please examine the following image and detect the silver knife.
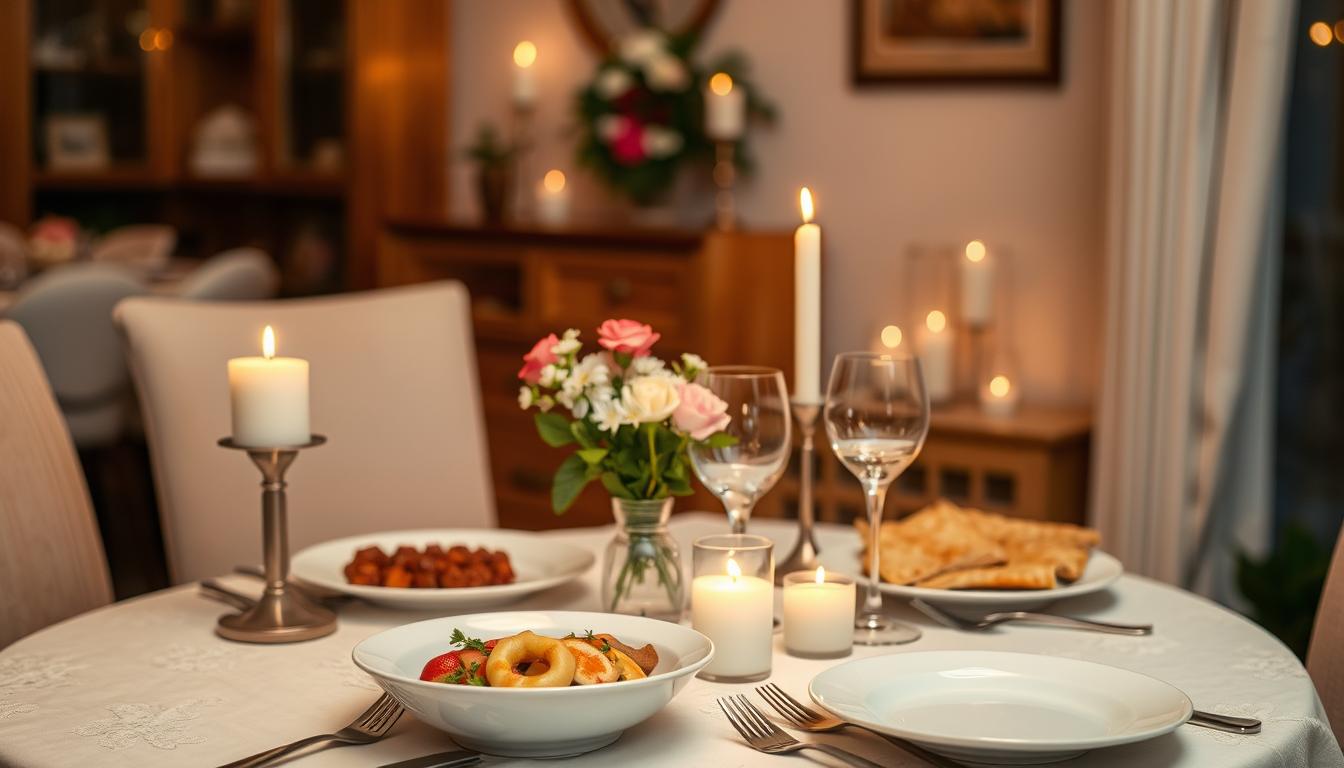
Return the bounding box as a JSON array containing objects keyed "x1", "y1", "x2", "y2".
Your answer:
[{"x1": 377, "y1": 749, "x2": 482, "y2": 768}]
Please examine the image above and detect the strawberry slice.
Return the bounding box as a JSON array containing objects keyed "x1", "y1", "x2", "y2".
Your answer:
[{"x1": 419, "y1": 650, "x2": 465, "y2": 683}]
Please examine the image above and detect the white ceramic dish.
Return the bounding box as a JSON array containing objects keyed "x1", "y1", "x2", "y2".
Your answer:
[
  {"x1": 352, "y1": 611, "x2": 714, "y2": 757},
  {"x1": 873, "y1": 550, "x2": 1124, "y2": 613},
  {"x1": 810, "y1": 651, "x2": 1191, "y2": 765},
  {"x1": 291, "y1": 529, "x2": 594, "y2": 610}
]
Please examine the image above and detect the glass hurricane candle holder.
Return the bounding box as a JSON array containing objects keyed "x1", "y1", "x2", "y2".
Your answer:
[
  {"x1": 782, "y1": 567, "x2": 856, "y2": 658},
  {"x1": 690, "y1": 534, "x2": 774, "y2": 682}
]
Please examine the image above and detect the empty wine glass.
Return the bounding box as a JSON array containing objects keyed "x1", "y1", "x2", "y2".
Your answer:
[
  {"x1": 824, "y1": 352, "x2": 930, "y2": 645},
  {"x1": 688, "y1": 366, "x2": 792, "y2": 534}
]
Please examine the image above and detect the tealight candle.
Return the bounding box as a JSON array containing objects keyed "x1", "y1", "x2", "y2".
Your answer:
[
  {"x1": 691, "y1": 534, "x2": 773, "y2": 682},
  {"x1": 980, "y1": 373, "x2": 1020, "y2": 417},
  {"x1": 916, "y1": 309, "x2": 953, "y2": 403},
  {"x1": 961, "y1": 239, "x2": 995, "y2": 328},
  {"x1": 536, "y1": 169, "x2": 570, "y2": 226},
  {"x1": 783, "y1": 567, "x2": 855, "y2": 658},
  {"x1": 227, "y1": 325, "x2": 310, "y2": 447}
]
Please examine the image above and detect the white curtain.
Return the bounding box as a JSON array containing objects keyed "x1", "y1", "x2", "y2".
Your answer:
[{"x1": 1091, "y1": 0, "x2": 1295, "y2": 601}]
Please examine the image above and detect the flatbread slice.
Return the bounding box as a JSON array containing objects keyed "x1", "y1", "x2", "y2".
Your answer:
[{"x1": 917, "y1": 562, "x2": 1058, "y2": 591}]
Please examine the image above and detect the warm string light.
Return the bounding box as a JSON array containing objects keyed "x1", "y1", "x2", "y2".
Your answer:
[
  {"x1": 799, "y1": 187, "x2": 814, "y2": 223},
  {"x1": 925, "y1": 310, "x2": 947, "y2": 334},
  {"x1": 513, "y1": 40, "x2": 537, "y2": 68},
  {"x1": 1310, "y1": 21, "x2": 1334, "y2": 46},
  {"x1": 262, "y1": 325, "x2": 276, "y2": 360},
  {"x1": 709, "y1": 72, "x2": 734, "y2": 95}
]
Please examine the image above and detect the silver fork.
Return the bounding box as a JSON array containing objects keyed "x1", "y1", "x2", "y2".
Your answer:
[
  {"x1": 911, "y1": 597, "x2": 1153, "y2": 635},
  {"x1": 218, "y1": 692, "x2": 405, "y2": 768},
  {"x1": 756, "y1": 683, "x2": 965, "y2": 768},
  {"x1": 199, "y1": 579, "x2": 255, "y2": 611},
  {"x1": 717, "y1": 694, "x2": 886, "y2": 768}
]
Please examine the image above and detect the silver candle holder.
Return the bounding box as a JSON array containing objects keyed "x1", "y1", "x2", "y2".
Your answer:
[
  {"x1": 776, "y1": 401, "x2": 821, "y2": 584},
  {"x1": 215, "y1": 435, "x2": 335, "y2": 644}
]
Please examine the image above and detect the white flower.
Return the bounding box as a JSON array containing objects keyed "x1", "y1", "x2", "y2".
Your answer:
[
  {"x1": 552, "y1": 337, "x2": 581, "y2": 356},
  {"x1": 680, "y1": 353, "x2": 707, "y2": 376},
  {"x1": 622, "y1": 375, "x2": 681, "y2": 423},
  {"x1": 555, "y1": 388, "x2": 576, "y2": 409},
  {"x1": 539, "y1": 364, "x2": 567, "y2": 388},
  {"x1": 518, "y1": 386, "x2": 534, "y2": 410},
  {"x1": 641, "y1": 126, "x2": 683, "y2": 158},
  {"x1": 571, "y1": 398, "x2": 590, "y2": 420},
  {"x1": 595, "y1": 67, "x2": 632, "y2": 99},
  {"x1": 590, "y1": 397, "x2": 628, "y2": 433},
  {"x1": 596, "y1": 114, "x2": 628, "y2": 142},
  {"x1": 537, "y1": 395, "x2": 555, "y2": 412},
  {"x1": 630, "y1": 355, "x2": 666, "y2": 377},
  {"x1": 643, "y1": 54, "x2": 688, "y2": 92},
  {"x1": 620, "y1": 30, "x2": 666, "y2": 65}
]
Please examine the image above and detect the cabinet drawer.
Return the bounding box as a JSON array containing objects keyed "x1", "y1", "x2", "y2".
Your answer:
[{"x1": 536, "y1": 256, "x2": 688, "y2": 342}]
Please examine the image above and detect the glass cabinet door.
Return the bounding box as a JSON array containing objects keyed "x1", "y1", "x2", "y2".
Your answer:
[{"x1": 275, "y1": 0, "x2": 346, "y2": 177}]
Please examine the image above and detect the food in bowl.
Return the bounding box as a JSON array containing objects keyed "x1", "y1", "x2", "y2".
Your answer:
[
  {"x1": 419, "y1": 628, "x2": 658, "y2": 688},
  {"x1": 343, "y1": 543, "x2": 514, "y2": 588}
]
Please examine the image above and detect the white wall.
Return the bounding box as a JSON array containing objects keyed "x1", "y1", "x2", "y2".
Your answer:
[{"x1": 450, "y1": 0, "x2": 1107, "y2": 405}]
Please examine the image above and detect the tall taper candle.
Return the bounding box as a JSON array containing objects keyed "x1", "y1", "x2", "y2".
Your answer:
[
  {"x1": 228, "y1": 325, "x2": 310, "y2": 447},
  {"x1": 961, "y1": 239, "x2": 995, "y2": 328},
  {"x1": 794, "y1": 187, "x2": 821, "y2": 403},
  {"x1": 917, "y1": 310, "x2": 953, "y2": 403},
  {"x1": 705, "y1": 72, "x2": 746, "y2": 141},
  {"x1": 512, "y1": 41, "x2": 537, "y2": 109}
]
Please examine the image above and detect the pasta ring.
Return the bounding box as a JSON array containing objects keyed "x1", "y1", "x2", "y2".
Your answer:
[{"x1": 485, "y1": 631, "x2": 576, "y2": 688}]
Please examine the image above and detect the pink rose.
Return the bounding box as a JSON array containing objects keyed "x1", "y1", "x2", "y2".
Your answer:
[
  {"x1": 596, "y1": 319, "x2": 660, "y2": 357},
  {"x1": 518, "y1": 333, "x2": 560, "y2": 384},
  {"x1": 611, "y1": 118, "x2": 647, "y2": 166},
  {"x1": 673, "y1": 381, "x2": 731, "y2": 440}
]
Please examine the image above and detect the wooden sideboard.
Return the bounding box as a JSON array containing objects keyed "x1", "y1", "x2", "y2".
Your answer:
[{"x1": 378, "y1": 219, "x2": 796, "y2": 530}]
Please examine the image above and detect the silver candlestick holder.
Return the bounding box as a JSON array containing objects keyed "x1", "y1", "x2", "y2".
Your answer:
[
  {"x1": 215, "y1": 435, "x2": 335, "y2": 644},
  {"x1": 713, "y1": 140, "x2": 737, "y2": 231},
  {"x1": 776, "y1": 401, "x2": 821, "y2": 584}
]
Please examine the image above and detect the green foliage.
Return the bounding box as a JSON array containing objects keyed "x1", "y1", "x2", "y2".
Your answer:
[
  {"x1": 1236, "y1": 521, "x2": 1332, "y2": 659},
  {"x1": 462, "y1": 123, "x2": 516, "y2": 169},
  {"x1": 535, "y1": 412, "x2": 575, "y2": 447}
]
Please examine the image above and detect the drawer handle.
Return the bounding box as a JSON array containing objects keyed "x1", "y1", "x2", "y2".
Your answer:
[
  {"x1": 508, "y1": 468, "x2": 551, "y2": 494},
  {"x1": 605, "y1": 277, "x2": 632, "y2": 304}
]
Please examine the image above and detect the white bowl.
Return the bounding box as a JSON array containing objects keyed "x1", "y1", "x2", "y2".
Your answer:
[
  {"x1": 352, "y1": 610, "x2": 714, "y2": 758},
  {"x1": 292, "y1": 529, "x2": 595, "y2": 610}
]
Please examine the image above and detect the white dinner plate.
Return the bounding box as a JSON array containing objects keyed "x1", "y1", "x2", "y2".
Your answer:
[
  {"x1": 872, "y1": 549, "x2": 1124, "y2": 613},
  {"x1": 810, "y1": 651, "x2": 1191, "y2": 765},
  {"x1": 291, "y1": 529, "x2": 594, "y2": 610}
]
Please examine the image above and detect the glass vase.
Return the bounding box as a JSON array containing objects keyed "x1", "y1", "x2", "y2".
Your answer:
[{"x1": 602, "y1": 497, "x2": 684, "y2": 621}]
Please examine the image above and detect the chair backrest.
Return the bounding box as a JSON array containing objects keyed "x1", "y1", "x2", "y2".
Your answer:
[
  {"x1": 6, "y1": 263, "x2": 146, "y2": 449},
  {"x1": 0, "y1": 321, "x2": 113, "y2": 648},
  {"x1": 115, "y1": 282, "x2": 495, "y2": 583},
  {"x1": 90, "y1": 224, "x2": 176, "y2": 274},
  {"x1": 176, "y1": 247, "x2": 280, "y2": 302},
  {"x1": 1309, "y1": 525, "x2": 1344, "y2": 742}
]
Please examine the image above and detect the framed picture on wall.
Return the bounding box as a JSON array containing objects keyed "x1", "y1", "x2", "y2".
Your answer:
[
  {"x1": 852, "y1": 0, "x2": 1061, "y2": 84},
  {"x1": 45, "y1": 114, "x2": 110, "y2": 170}
]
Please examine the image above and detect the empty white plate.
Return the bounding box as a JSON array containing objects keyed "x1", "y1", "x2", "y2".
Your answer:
[
  {"x1": 291, "y1": 529, "x2": 594, "y2": 610},
  {"x1": 874, "y1": 550, "x2": 1124, "y2": 614},
  {"x1": 810, "y1": 651, "x2": 1191, "y2": 765}
]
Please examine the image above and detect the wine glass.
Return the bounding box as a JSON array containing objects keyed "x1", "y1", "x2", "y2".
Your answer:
[
  {"x1": 823, "y1": 352, "x2": 930, "y2": 645},
  {"x1": 688, "y1": 366, "x2": 792, "y2": 534}
]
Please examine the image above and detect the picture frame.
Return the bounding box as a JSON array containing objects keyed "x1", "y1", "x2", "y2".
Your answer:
[
  {"x1": 45, "y1": 114, "x2": 110, "y2": 170},
  {"x1": 851, "y1": 0, "x2": 1061, "y2": 85}
]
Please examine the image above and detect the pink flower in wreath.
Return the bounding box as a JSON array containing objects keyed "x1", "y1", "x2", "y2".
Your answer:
[
  {"x1": 610, "y1": 118, "x2": 647, "y2": 166},
  {"x1": 518, "y1": 333, "x2": 560, "y2": 384},
  {"x1": 597, "y1": 319, "x2": 660, "y2": 357},
  {"x1": 673, "y1": 381, "x2": 731, "y2": 440}
]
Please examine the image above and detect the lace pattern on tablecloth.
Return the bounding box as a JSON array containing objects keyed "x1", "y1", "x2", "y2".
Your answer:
[{"x1": 72, "y1": 697, "x2": 223, "y2": 751}]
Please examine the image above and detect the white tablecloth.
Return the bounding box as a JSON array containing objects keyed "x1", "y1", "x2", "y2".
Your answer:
[{"x1": 1, "y1": 514, "x2": 1339, "y2": 768}]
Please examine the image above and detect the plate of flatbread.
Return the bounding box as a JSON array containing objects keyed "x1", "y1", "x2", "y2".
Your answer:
[{"x1": 857, "y1": 499, "x2": 1122, "y2": 612}]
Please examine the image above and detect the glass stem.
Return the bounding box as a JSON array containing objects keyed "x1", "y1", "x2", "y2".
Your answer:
[
  {"x1": 863, "y1": 482, "x2": 889, "y2": 616},
  {"x1": 727, "y1": 504, "x2": 750, "y2": 534}
]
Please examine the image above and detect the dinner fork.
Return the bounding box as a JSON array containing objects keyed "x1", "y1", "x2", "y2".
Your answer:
[
  {"x1": 755, "y1": 684, "x2": 965, "y2": 768},
  {"x1": 233, "y1": 564, "x2": 350, "y2": 602},
  {"x1": 217, "y1": 692, "x2": 406, "y2": 768},
  {"x1": 717, "y1": 694, "x2": 887, "y2": 768},
  {"x1": 199, "y1": 579, "x2": 255, "y2": 612},
  {"x1": 911, "y1": 597, "x2": 1153, "y2": 635}
]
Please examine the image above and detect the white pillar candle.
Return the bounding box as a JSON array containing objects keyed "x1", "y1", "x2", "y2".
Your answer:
[
  {"x1": 535, "y1": 169, "x2": 570, "y2": 226},
  {"x1": 980, "y1": 374, "x2": 1020, "y2": 417},
  {"x1": 783, "y1": 567, "x2": 855, "y2": 657},
  {"x1": 512, "y1": 41, "x2": 537, "y2": 109},
  {"x1": 691, "y1": 560, "x2": 773, "y2": 680},
  {"x1": 794, "y1": 187, "x2": 821, "y2": 403},
  {"x1": 705, "y1": 72, "x2": 745, "y2": 141},
  {"x1": 227, "y1": 325, "x2": 310, "y2": 447},
  {"x1": 960, "y1": 239, "x2": 995, "y2": 328},
  {"x1": 917, "y1": 310, "x2": 953, "y2": 403}
]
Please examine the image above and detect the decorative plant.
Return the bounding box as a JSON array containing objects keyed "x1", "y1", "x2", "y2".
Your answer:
[
  {"x1": 574, "y1": 30, "x2": 774, "y2": 206},
  {"x1": 463, "y1": 123, "x2": 518, "y2": 223},
  {"x1": 1237, "y1": 522, "x2": 1332, "y2": 659}
]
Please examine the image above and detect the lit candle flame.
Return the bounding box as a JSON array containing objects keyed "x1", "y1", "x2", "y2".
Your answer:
[
  {"x1": 513, "y1": 40, "x2": 537, "y2": 68},
  {"x1": 726, "y1": 558, "x2": 741, "y2": 582},
  {"x1": 880, "y1": 324, "x2": 902, "y2": 349},
  {"x1": 989, "y1": 375, "x2": 1011, "y2": 398},
  {"x1": 814, "y1": 565, "x2": 826, "y2": 584},
  {"x1": 965, "y1": 239, "x2": 987, "y2": 263},
  {"x1": 799, "y1": 187, "x2": 814, "y2": 224},
  {"x1": 543, "y1": 169, "x2": 566, "y2": 193},
  {"x1": 925, "y1": 310, "x2": 947, "y2": 334},
  {"x1": 262, "y1": 325, "x2": 276, "y2": 360},
  {"x1": 709, "y1": 72, "x2": 733, "y2": 96}
]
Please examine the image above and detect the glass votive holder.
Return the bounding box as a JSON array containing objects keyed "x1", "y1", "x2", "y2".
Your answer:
[
  {"x1": 691, "y1": 534, "x2": 774, "y2": 683},
  {"x1": 782, "y1": 567, "x2": 856, "y2": 658}
]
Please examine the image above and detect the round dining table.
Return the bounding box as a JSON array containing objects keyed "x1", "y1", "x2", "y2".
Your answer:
[{"x1": 1, "y1": 513, "x2": 1339, "y2": 767}]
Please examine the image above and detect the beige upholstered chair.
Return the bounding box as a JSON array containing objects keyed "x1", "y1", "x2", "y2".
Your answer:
[
  {"x1": 90, "y1": 224, "x2": 176, "y2": 275},
  {"x1": 115, "y1": 282, "x2": 495, "y2": 583},
  {"x1": 0, "y1": 321, "x2": 113, "y2": 648},
  {"x1": 1309, "y1": 526, "x2": 1344, "y2": 742},
  {"x1": 176, "y1": 247, "x2": 279, "y2": 301}
]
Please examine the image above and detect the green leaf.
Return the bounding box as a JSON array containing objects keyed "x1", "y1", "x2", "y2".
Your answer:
[
  {"x1": 577, "y1": 448, "x2": 609, "y2": 465},
  {"x1": 535, "y1": 412, "x2": 576, "y2": 447},
  {"x1": 571, "y1": 420, "x2": 598, "y2": 449},
  {"x1": 551, "y1": 454, "x2": 591, "y2": 514},
  {"x1": 601, "y1": 471, "x2": 636, "y2": 500},
  {"x1": 703, "y1": 432, "x2": 739, "y2": 448}
]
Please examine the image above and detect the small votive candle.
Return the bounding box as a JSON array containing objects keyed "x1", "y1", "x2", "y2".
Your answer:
[
  {"x1": 691, "y1": 534, "x2": 773, "y2": 683},
  {"x1": 980, "y1": 374, "x2": 1020, "y2": 418},
  {"x1": 783, "y1": 567, "x2": 856, "y2": 658}
]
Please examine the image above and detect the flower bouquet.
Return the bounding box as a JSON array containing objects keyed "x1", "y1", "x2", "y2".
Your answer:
[{"x1": 518, "y1": 318, "x2": 734, "y2": 617}]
